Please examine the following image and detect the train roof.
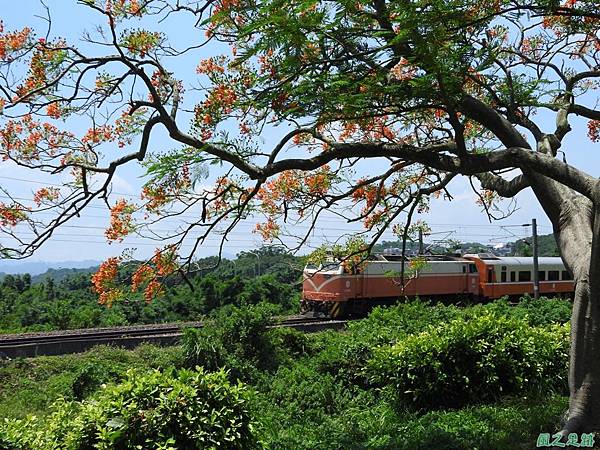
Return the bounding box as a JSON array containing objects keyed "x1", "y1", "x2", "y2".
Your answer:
[
  {"x1": 464, "y1": 254, "x2": 564, "y2": 266},
  {"x1": 375, "y1": 254, "x2": 471, "y2": 263}
]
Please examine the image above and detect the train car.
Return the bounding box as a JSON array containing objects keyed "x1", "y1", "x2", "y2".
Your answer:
[
  {"x1": 463, "y1": 253, "x2": 575, "y2": 299},
  {"x1": 302, "y1": 254, "x2": 479, "y2": 317},
  {"x1": 302, "y1": 252, "x2": 575, "y2": 317}
]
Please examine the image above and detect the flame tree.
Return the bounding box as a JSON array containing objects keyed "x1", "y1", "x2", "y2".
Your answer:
[{"x1": 1, "y1": 0, "x2": 600, "y2": 434}]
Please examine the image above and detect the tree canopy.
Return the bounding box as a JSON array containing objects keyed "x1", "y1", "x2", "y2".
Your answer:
[{"x1": 1, "y1": 0, "x2": 600, "y2": 435}]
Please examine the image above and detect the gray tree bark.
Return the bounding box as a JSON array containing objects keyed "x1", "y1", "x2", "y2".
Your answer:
[{"x1": 528, "y1": 174, "x2": 600, "y2": 432}]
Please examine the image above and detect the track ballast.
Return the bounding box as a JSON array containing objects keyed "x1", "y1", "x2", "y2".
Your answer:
[{"x1": 0, "y1": 317, "x2": 347, "y2": 359}]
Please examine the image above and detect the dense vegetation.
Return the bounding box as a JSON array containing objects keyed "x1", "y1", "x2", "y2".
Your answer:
[
  {"x1": 0, "y1": 242, "x2": 574, "y2": 448},
  {"x1": 0, "y1": 247, "x2": 302, "y2": 334},
  {"x1": 0, "y1": 298, "x2": 573, "y2": 449},
  {"x1": 0, "y1": 234, "x2": 561, "y2": 335}
]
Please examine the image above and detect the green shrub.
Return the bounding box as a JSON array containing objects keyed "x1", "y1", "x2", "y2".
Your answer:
[
  {"x1": 269, "y1": 326, "x2": 313, "y2": 359},
  {"x1": 347, "y1": 300, "x2": 463, "y2": 343},
  {"x1": 306, "y1": 301, "x2": 463, "y2": 388},
  {"x1": 390, "y1": 396, "x2": 568, "y2": 450},
  {"x1": 0, "y1": 345, "x2": 183, "y2": 421},
  {"x1": 70, "y1": 362, "x2": 117, "y2": 400},
  {"x1": 368, "y1": 314, "x2": 569, "y2": 410},
  {"x1": 476, "y1": 296, "x2": 572, "y2": 326},
  {"x1": 182, "y1": 302, "x2": 279, "y2": 380},
  {"x1": 1, "y1": 368, "x2": 258, "y2": 450}
]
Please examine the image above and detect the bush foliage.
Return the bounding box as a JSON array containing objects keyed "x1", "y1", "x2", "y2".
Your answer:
[
  {"x1": 181, "y1": 302, "x2": 280, "y2": 380},
  {"x1": 0, "y1": 297, "x2": 574, "y2": 450},
  {"x1": 1, "y1": 368, "x2": 258, "y2": 450},
  {"x1": 368, "y1": 314, "x2": 569, "y2": 409}
]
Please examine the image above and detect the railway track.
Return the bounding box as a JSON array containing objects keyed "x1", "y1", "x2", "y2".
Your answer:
[{"x1": 0, "y1": 316, "x2": 347, "y2": 359}]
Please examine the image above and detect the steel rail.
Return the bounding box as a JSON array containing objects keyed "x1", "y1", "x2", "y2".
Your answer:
[{"x1": 0, "y1": 317, "x2": 347, "y2": 359}]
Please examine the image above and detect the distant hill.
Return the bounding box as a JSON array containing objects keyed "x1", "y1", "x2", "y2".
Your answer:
[
  {"x1": 31, "y1": 266, "x2": 98, "y2": 284},
  {"x1": 511, "y1": 233, "x2": 559, "y2": 257},
  {"x1": 370, "y1": 233, "x2": 560, "y2": 258},
  {"x1": 0, "y1": 259, "x2": 101, "y2": 276}
]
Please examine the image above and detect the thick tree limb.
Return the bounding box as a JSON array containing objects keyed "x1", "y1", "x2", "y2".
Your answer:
[{"x1": 475, "y1": 173, "x2": 530, "y2": 198}]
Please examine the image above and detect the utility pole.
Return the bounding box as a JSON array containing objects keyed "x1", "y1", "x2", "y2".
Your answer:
[
  {"x1": 418, "y1": 229, "x2": 424, "y2": 255},
  {"x1": 532, "y1": 218, "x2": 540, "y2": 299},
  {"x1": 248, "y1": 250, "x2": 260, "y2": 277}
]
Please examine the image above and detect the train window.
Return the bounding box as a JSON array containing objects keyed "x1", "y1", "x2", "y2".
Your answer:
[
  {"x1": 487, "y1": 268, "x2": 494, "y2": 283},
  {"x1": 501, "y1": 271, "x2": 507, "y2": 282},
  {"x1": 518, "y1": 271, "x2": 531, "y2": 282},
  {"x1": 548, "y1": 270, "x2": 560, "y2": 281},
  {"x1": 462, "y1": 265, "x2": 466, "y2": 273},
  {"x1": 510, "y1": 271, "x2": 516, "y2": 282},
  {"x1": 501, "y1": 266, "x2": 507, "y2": 271},
  {"x1": 562, "y1": 271, "x2": 573, "y2": 280},
  {"x1": 469, "y1": 264, "x2": 477, "y2": 273},
  {"x1": 538, "y1": 271, "x2": 546, "y2": 281}
]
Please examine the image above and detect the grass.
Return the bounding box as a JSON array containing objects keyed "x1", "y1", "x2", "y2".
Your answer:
[
  {"x1": 0, "y1": 299, "x2": 579, "y2": 449},
  {"x1": 0, "y1": 344, "x2": 182, "y2": 419}
]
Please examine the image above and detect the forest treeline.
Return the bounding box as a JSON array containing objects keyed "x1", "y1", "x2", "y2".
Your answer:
[
  {"x1": 0, "y1": 235, "x2": 561, "y2": 334},
  {"x1": 0, "y1": 246, "x2": 303, "y2": 333}
]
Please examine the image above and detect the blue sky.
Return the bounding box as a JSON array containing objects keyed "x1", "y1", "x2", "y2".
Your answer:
[{"x1": 1, "y1": 1, "x2": 598, "y2": 262}]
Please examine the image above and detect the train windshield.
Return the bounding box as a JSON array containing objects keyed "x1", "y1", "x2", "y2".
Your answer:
[{"x1": 304, "y1": 262, "x2": 341, "y2": 272}]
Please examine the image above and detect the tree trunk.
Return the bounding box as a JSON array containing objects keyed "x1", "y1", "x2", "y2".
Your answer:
[
  {"x1": 561, "y1": 205, "x2": 600, "y2": 433},
  {"x1": 526, "y1": 175, "x2": 600, "y2": 432}
]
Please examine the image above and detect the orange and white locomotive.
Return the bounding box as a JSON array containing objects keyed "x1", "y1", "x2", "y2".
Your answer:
[{"x1": 302, "y1": 252, "x2": 575, "y2": 317}]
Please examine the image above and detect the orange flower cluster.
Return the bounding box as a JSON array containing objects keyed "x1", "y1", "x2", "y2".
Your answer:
[
  {"x1": 239, "y1": 121, "x2": 251, "y2": 134},
  {"x1": 208, "y1": 84, "x2": 237, "y2": 113},
  {"x1": 15, "y1": 48, "x2": 48, "y2": 99},
  {"x1": 258, "y1": 48, "x2": 275, "y2": 77},
  {"x1": 389, "y1": 58, "x2": 417, "y2": 82},
  {"x1": 130, "y1": 247, "x2": 178, "y2": 302},
  {"x1": 152, "y1": 247, "x2": 178, "y2": 276},
  {"x1": 46, "y1": 102, "x2": 61, "y2": 119},
  {"x1": 193, "y1": 83, "x2": 238, "y2": 139},
  {"x1": 106, "y1": 0, "x2": 143, "y2": 16},
  {"x1": 352, "y1": 181, "x2": 387, "y2": 210},
  {"x1": 588, "y1": 120, "x2": 600, "y2": 142},
  {"x1": 143, "y1": 280, "x2": 163, "y2": 303},
  {"x1": 33, "y1": 187, "x2": 60, "y2": 206},
  {"x1": 0, "y1": 98, "x2": 5, "y2": 113},
  {"x1": 211, "y1": 0, "x2": 241, "y2": 20},
  {"x1": 141, "y1": 185, "x2": 168, "y2": 212},
  {"x1": 304, "y1": 165, "x2": 332, "y2": 195},
  {"x1": 0, "y1": 115, "x2": 73, "y2": 163},
  {"x1": 363, "y1": 209, "x2": 385, "y2": 229},
  {"x1": 256, "y1": 170, "x2": 301, "y2": 214},
  {"x1": 362, "y1": 116, "x2": 396, "y2": 141},
  {"x1": 141, "y1": 167, "x2": 190, "y2": 215},
  {"x1": 122, "y1": 30, "x2": 161, "y2": 58},
  {"x1": 196, "y1": 57, "x2": 226, "y2": 75},
  {"x1": 254, "y1": 217, "x2": 280, "y2": 241},
  {"x1": 82, "y1": 125, "x2": 114, "y2": 144},
  {"x1": 91, "y1": 257, "x2": 121, "y2": 307},
  {"x1": 131, "y1": 264, "x2": 154, "y2": 293},
  {"x1": 105, "y1": 199, "x2": 135, "y2": 242},
  {"x1": 114, "y1": 109, "x2": 146, "y2": 148},
  {"x1": 0, "y1": 26, "x2": 31, "y2": 60},
  {"x1": 340, "y1": 122, "x2": 358, "y2": 141},
  {"x1": 0, "y1": 202, "x2": 27, "y2": 226}
]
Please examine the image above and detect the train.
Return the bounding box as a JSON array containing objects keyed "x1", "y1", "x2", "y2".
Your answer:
[{"x1": 301, "y1": 252, "x2": 575, "y2": 317}]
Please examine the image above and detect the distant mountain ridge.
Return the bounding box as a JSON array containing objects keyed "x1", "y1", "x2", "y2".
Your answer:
[{"x1": 0, "y1": 260, "x2": 101, "y2": 276}]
